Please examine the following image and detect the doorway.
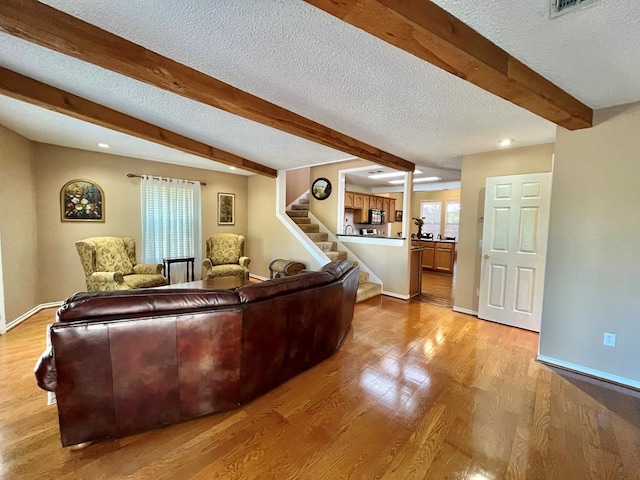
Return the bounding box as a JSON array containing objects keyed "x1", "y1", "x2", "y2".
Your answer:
[{"x1": 419, "y1": 262, "x2": 456, "y2": 308}]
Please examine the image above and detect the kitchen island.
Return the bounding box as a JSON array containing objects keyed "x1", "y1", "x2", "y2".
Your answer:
[{"x1": 410, "y1": 239, "x2": 456, "y2": 274}]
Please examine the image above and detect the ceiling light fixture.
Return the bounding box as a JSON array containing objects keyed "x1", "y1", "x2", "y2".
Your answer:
[
  {"x1": 499, "y1": 138, "x2": 513, "y2": 147},
  {"x1": 368, "y1": 169, "x2": 422, "y2": 180},
  {"x1": 388, "y1": 176, "x2": 440, "y2": 184},
  {"x1": 229, "y1": 166, "x2": 236, "y2": 170},
  {"x1": 97, "y1": 143, "x2": 110, "y2": 148}
]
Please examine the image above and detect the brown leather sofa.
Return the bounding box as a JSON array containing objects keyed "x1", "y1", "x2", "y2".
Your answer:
[{"x1": 35, "y1": 260, "x2": 358, "y2": 447}]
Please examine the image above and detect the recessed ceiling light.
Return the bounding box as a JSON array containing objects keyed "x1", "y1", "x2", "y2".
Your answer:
[
  {"x1": 388, "y1": 176, "x2": 440, "y2": 184},
  {"x1": 229, "y1": 166, "x2": 236, "y2": 170},
  {"x1": 97, "y1": 143, "x2": 110, "y2": 148},
  {"x1": 499, "y1": 139, "x2": 513, "y2": 147},
  {"x1": 368, "y1": 169, "x2": 422, "y2": 180}
]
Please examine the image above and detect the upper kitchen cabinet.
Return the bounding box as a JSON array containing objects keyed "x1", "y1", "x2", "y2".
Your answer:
[{"x1": 345, "y1": 191, "x2": 354, "y2": 208}]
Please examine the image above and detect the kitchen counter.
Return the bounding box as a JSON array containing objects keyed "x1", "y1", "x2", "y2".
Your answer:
[
  {"x1": 410, "y1": 238, "x2": 457, "y2": 243},
  {"x1": 337, "y1": 234, "x2": 406, "y2": 240}
]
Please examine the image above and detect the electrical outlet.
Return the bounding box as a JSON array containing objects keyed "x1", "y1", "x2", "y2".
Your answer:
[{"x1": 603, "y1": 332, "x2": 616, "y2": 347}]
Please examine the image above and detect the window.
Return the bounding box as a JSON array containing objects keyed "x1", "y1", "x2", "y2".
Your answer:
[
  {"x1": 420, "y1": 200, "x2": 441, "y2": 237},
  {"x1": 140, "y1": 175, "x2": 202, "y2": 281},
  {"x1": 445, "y1": 200, "x2": 460, "y2": 239}
]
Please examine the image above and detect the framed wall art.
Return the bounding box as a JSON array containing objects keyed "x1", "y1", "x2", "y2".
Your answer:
[
  {"x1": 218, "y1": 192, "x2": 235, "y2": 225},
  {"x1": 311, "y1": 177, "x2": 332, "y2": 200},
  {"x1": 60, "y1": 179, "x2": 104, "y2": 222}
]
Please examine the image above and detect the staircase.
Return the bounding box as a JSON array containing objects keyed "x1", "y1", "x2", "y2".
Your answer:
[{"x1": 287, "y1": 195, "x2": 382, "y2": 303}]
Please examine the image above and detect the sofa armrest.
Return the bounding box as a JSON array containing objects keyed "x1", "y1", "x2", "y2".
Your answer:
[
  {"x1": 133, "y1": 263, "x2": 163, "y2": 275},
  {"x1": 34, "y1": 346, "x2": 57, "y2": 391},
  {"x1": 239, "y1": 257, "x2": 250, "y2": 268},
  {"x1": 203, "y1": 258, "x2": 213, "y2": 269}
]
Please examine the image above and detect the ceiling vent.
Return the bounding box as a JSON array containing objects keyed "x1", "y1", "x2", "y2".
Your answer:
[{"x1": 550, "y1": 0, "x2": 600, "y2": 19}]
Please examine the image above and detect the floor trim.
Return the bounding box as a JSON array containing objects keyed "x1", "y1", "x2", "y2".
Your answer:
[
  {"x1": 6, "y1": 301, "x2": 64, "y2": 331},
  {"x1": 537, "y1": 354, "x2": 640, "y2": 391},
  {"x1": 453, "y1": 306, "x2": 478, "y2": 316},
  {"x1": 383, "y1": 291, "x2": 410, "y2": 300}
]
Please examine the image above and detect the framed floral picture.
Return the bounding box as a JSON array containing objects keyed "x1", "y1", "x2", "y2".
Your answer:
[
  {"x1": 218, "y1": 192, "x2": 235, "y2": 225},
  {"x1": 60, "y1": 179, "x2": 104, "y2": 222}
]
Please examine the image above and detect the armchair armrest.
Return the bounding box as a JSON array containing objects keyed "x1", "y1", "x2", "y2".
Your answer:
[
  {"x1": 88, "y1": 272, "x2": 125, "y2": 291},
  {"x1": 203, "y1": 258, "x2": 213, "y2": 269},
  {"x1": 239, "y1": 257, "x2": 251, "y2": 268},
  {"x1": 133, "y1": 263, "x2": 163, "y2": 275}
]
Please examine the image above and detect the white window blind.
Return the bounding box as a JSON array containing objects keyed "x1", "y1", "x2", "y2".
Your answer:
[
  {"x1": 445, "y1": 200, "x2": 460, "y2": 239},
  {"x1": 420, "y1": 200, "x2": 441, "y2": 237},
  {"x1": 140, "y1": 175, "x2": 202, "y2": 282}
]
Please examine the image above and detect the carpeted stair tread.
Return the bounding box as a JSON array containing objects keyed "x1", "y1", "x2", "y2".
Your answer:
[
  {"x1": 299, "y1": 198, "x2": 309, "y2": 205},
  {"x1": 291, "y1": 217, "x2": 311, "y2": 224},
  {"x1": 306, "y1": 232, "x2": 328, "y2": 242},
  {"x1": 291, "y1": 204, "x2": 309, "y2": 211},
  {"x1": 299, "y1": 224, "x2": 320, "y2": 233},
  {"x1": 358, "y1": 271, "x2": 369, "y2": 284},
  {"x1": 326, "y1": 251, "x2": 348, "y2": 261},
  {"x1": 356, "y1": 281, "x2": 382, "y2": 303},
  {"x1": 287, "y1": 210, "x2": 308, "y2": 217},
  {"x1": 315, "y1": 241, "x2": 337, "y2": 252}
]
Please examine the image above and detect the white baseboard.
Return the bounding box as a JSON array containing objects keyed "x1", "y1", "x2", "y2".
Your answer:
[
  {"x1": 382, "y1": 291, "x2": 410, "y2": 300},
  {"x1": 453, "y1": 306, "x2": 478, "y2": 316},
  {"x1": 6, "y1": 301, "x2": 63, "y2": 331},
  {"x1": 250, "y1": 273, "x2": 269, "y2": 281},
  {"x1": 537, "y1": 354, "x2": 640, "y2": 391}
]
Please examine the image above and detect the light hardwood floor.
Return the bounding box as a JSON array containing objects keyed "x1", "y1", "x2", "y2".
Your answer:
[{"x1": 1, "y1": 299, "x2": 639, "y2": 479}]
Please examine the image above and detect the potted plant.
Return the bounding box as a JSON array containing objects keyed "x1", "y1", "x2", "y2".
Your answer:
[{"x1": 413, "y1": 217, "x2": 425, "y2": 238}]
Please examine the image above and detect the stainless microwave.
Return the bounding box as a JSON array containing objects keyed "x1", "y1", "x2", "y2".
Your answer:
[{"x1": 368, "y1": 209, "x2": 385, "y2": 225}]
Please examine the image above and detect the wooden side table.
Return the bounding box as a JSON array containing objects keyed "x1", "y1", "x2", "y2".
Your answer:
[{"x1": 163, "y1": 257, "x2": 195, "y2": 285}]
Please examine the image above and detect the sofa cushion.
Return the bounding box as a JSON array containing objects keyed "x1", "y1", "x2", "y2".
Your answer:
[
  {"x1": 94, "y1": 237, "x2": 134, "y2": 275},
  {"x1": 58, "y1": 289, "x2": 240, "y2": 322},
  {"x1": 236, "y1": 271, "x2": 334, "y2": 303}
]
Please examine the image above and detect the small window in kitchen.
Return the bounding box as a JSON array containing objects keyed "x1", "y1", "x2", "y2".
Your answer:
[
  {"x1": 420, "y1": 200, "x2": 441, "y2": 237},
  {"x1": 445, "y1": 200, "x2": 460, "y2": 239}
]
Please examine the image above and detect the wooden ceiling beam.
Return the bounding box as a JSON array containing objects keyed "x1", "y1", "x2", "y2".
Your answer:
[
  {"x1": 304, "y1": 0, "x2": 593, "y2": 130},
  {"x1": 0, "y1": 0, "x2": 414, "y2": 172},
  {"x1": 0, "y1": 68, "x2": 278, "y2": 177}
]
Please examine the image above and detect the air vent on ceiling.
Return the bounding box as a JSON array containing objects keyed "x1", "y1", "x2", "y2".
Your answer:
[{"x1": 550, "y1": 0, "x2": 600, "y2": 19}]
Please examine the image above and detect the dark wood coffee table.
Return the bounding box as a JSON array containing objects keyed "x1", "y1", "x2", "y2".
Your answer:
[{"x1": 158, "y1": 276, "x2": 250, "y2": 290}]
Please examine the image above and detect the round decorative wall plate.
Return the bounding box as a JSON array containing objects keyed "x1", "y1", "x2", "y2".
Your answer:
[{"x1": 311, "y1": 177, "x2": 332, "y2": 200}]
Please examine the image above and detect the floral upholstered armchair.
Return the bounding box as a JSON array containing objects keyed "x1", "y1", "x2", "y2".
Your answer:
[
  {"x1": 202, "y1": 233, "x2": 250, "y2": 280},
  {"x1": 75, "y1": 236, "x2": 168, "y2": 292}
]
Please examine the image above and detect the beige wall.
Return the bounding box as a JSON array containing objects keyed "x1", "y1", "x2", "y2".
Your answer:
[
  {"x1": 540, "y1": 102, "x2": 640, "y2": 383},
  {"x1": 410, "y1": 189, "x2": 461, "y2": 238},
  {"x1": 247, "y1": 175, "x2": 323, "y2": 277},
  {"x1": 32, "y1": 143, "x2": 248, "y2": 303},
  {"x1": 0, "y1": 126, "x2": 38, "y2": 327},
  {"x1": 455, "y1": 143, "x2": 554, "y2": 312},
  {"x1": 285, "y1": 167, "x2": 310, "y2": 206}
]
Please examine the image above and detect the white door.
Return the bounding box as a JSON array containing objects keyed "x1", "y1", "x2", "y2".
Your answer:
[{"x1": 478, "y1": 172, "x2": 552, "y2": 332}]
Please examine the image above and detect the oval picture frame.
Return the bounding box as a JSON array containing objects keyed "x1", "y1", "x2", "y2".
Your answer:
[{"x1": 311, "y1": 177, "x2": 332, "y2": 200}]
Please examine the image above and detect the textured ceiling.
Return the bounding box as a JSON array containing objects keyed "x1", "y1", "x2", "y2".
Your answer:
[{"x1": 1, "y1": 0, "x2": 639, "y2": 186}]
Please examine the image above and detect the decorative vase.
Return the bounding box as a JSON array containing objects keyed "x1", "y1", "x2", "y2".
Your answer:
[{"x1": 417, "y1": 226, "x2": 424, "y2": 238}]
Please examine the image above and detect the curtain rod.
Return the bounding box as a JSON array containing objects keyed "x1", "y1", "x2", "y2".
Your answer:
[{"x1": 126, "y1": 173, "x2": 207, "y2": 186}]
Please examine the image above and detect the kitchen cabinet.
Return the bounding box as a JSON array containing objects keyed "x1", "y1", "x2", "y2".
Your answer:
[
  {"x1": 345, "y1": 192, "x2": 354, "y2": 208},
  {"x1": 434, "y1": 242, "x2": 455, "y2": 273},
  {"x1": 359, "y1": 195, "x2": 370, "y2": 222},
  {"x1": 382, "y1": 198, "x2": 390, "y2": 222},
  {"x1": 353, "y1": 193, "x2": 365, "y2": 210},
  {"x1": 411, "y1": 240, "x2": 455, "y2": 274},
  {"x1": 389, "y1": 199, "x2": 396, "y2": 223}
]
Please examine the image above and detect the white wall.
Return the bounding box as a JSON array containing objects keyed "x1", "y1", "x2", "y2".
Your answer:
[{"x1": 540, "y1": 102, "x2": 640, "y2": 386}]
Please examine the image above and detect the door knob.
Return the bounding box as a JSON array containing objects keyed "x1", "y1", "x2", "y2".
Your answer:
[{"x1": 483, "y1": 254, "x2": 490, "y2": 259}]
